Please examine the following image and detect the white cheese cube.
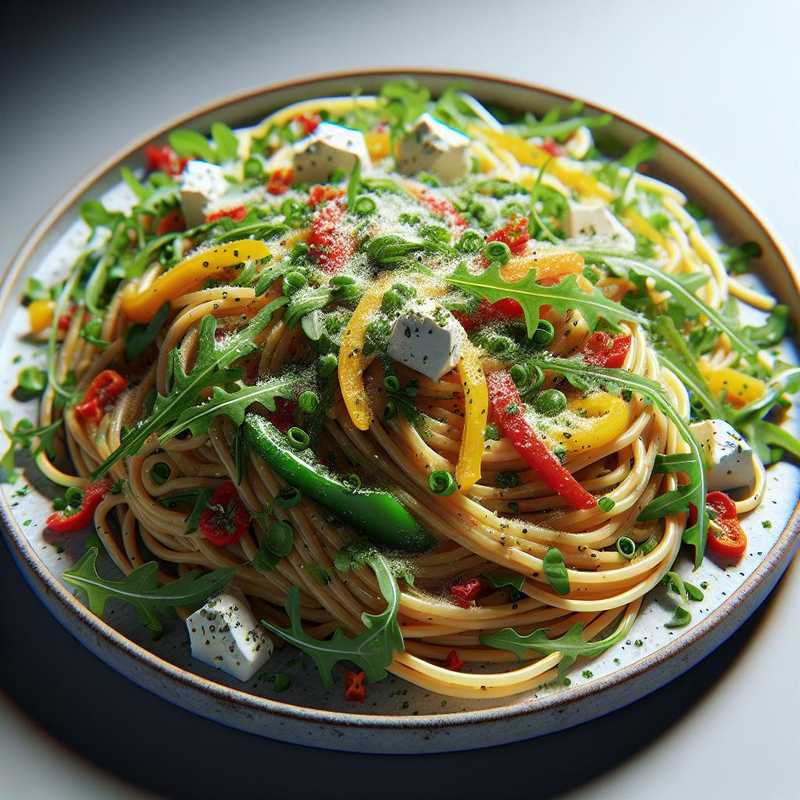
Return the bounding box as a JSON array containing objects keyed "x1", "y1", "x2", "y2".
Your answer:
[
  {"x1": 566, "y1": 202, "x2": 636, "y2": 251},
  {"x1": 186, "y1": 588, "x2": 272, "y2": 682},
  {"x1": 396, "y1": 113, "x2": 470, "y2": 184},
  {"x1": 388, "y1": 302, "x2": 463, "y2": 381},
  {"x1": 689, "y1": 419, "x2": 755, "y2": 491},
  {"x1": 180, "y1": 160, "x2": 229, "y2": 227},
  {"x1": 292, "y1": 122, "x2": 370, "y2": 183}
]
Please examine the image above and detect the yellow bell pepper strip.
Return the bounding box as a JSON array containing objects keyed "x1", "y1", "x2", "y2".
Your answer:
[
  {"x1": 121, "y1": 239, "x2": 270, "y2": 324},
  {"x1": 455, "y1": 342, "x2": 488, "y2": 493},
  {"x1": 621, "y1": 207, "x2": 667, "y2": 250},
  {"x1": 339, "y1": 273, "x2": 395, "y2": 430},
  {"x1": 28, "y1": 299, "x2": 55, "y2": 334},
  {"x1": 469, "y1": 125, "x2": 613, "y2": 201},
  {"x1": 553, "y1": 393, "x2": 631, "y2": 454},
  {"x1": 365, "y1": 129, "x2": 391, "y2": 161},
  {"x1": 501, "y1": 251, "x2": 584, "y2": 285},
  {"x1": 698, "y1": 362, "x2": 766, "y2": 408}
]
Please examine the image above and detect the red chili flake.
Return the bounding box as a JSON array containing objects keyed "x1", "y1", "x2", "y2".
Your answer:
[
  {"x1": 449, "y1": 578, "x2": 486, "y2": 608},
  {"x1": 308, "y1": 200, "x2": 355, "y2": 273},
  {"x1": 344, "y1": 671, "x2": 366, "y2": 702},
  {"x1": 267, "y1": 167, "x2": 295, "y2": 195},
  {"x1": 444, "y1": 649, "x2": 465, "y2": 671},
  {"x1": 540, "y1": 138, "x2": 564, "y2": 157},
  {"x1": 145, "y1": 144, "x2": 188, "y2": 177},
  {"x1": 206, "y1": 205, "x2": 248, "y2": 223},
  {"x1": 418, "y1": 191, "x2": 468, "y2": 231},
  {"x1": 486, "y1": 216, "x2": 530, "y2": 256},
  {"x1": 295, "y1": 113, "x2": 321, "y2": 135}
]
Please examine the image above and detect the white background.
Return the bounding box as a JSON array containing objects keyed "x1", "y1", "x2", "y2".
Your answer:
[{"x1": 1, "y1": 1, "x2": 798, "y2": 798}]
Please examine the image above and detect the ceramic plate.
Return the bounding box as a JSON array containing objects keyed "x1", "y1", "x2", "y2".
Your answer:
[{"x1": 2, "y1": 69, "x2": 798, "y2": 754}]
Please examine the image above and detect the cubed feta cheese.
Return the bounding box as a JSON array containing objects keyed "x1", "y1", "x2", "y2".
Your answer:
[
  {"x1": 180, "y1": 160, "x2": 229, "y2": 227},
  {"x1": 396, "y1": 113, "x2": 470, "y2": 184},
  {"x1": 186, "y1": 588, "x2": 272, "y2": 682},
  {"x1": 388, "y1": 302, "x2": 463, "y2": 381},
  {"x1": 566, "y1": 202, "x2": 635, "y2": 251},
  {"x1": 292, "y1": 122, "x2": 370, "y2": 183},
  {"x1": 689, "y1": 419, "x2": 755, "y2": 491}
]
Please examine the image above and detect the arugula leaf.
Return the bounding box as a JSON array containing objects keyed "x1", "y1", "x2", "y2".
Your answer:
[
  {"x1": 665, "y1": 607, "x2": 692, "y2": 628},
  {"x1": 543, "y1": 547, "x2": 570, "y2": 595},
  {"x1": 63, "y1": 546, "x2": 235, "y2": 636},
  {"x1": 346, "y1": 159, "x2": 361, "y2": 209},
  {"x1": 285, "y1": 286, "x2": 334, "y2": 327},
  {"x1": 742, "y1": 304, "x2": 789, "y2": 348},
  {"x1": 80, "y1": 200, "x2": 123, "y2": 230},
  {"x1": 620, "y1": 136, "x2": 658, "y2": 171},
  {"x1": 583, "y1": 250, "x2": 758, "y2": 357},
  {"x1": 527, "y1": 355, "x2": 708, "y2": 566},
  {"x1": 124, "y1": 302, "x2": 171, "y2": 361},
  {"x1": 186, "y1": 488, "x2": 212, "y2": 533},
  {"x1": 92, "y1": 296, "x2": 288, "y2": 477},
  {"x1": 158, "y1": 376, "x2": 296, "y2": 442},
  {"x1": 447, "y1": 261, "x2": 641, "y2": 337},
  {"x1": 261, "y1": 553, "x2": 403, "y2": 686},
  {"x1": 380, "y1": 80, "x2": 431, "y2": 127},
  {"x1": 481, "y1": 612, "x2": 633, "y2": 680},
  {"x1": 720, "y1": 241, "x2": 761, "y2": 275},
  {"x1": 485, "y1": 571, "x2": 525, "y2": 592},
  {"x1": 516, "y1": 112, "x2": 612, "y2": 142},
  {"x1": 211, "y1": 122, "x2": 239, "y2": 162},
  {"x1": 120, "y1": 167, "x2": 150, "y2": 202},
  {"x1": 168, "y1": 129, "x2": 215, "y2": 162}
]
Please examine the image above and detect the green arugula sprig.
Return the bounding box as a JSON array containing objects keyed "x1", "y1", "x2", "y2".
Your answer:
[
  {"x1": 526, "y1": 355, "x2": 708, "y2": 566},
  {"x1": 261, "y1": 553, "x2": 403, "y2": 686},
  {"x1": 447, "y1": 261, "x2": 641, "y2": 338},
  {"x1": 64, "y1": 546, "x2": 235, "y2": 636},
  {"x1": 481, "y1": 610, "x2": 634, "y2": 680},
  {"x1": 158, "y1": 376, "x2": 296, "y2": 443},
  {"x1": 92, "y1": 296, "x2": 288, "y2": 478},
  {"x1": 582, "y1": 249, "x2": 758, "y2": 357}
]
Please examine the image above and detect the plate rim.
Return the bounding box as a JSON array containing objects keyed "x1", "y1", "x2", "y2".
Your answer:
[{"x1": 2, "y1": 67, "x2": 799, "y2": 735}]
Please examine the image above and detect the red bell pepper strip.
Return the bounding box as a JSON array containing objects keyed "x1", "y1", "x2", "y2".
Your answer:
[
  {"x1": 266, "y1": 167, "x2": 294, "y2": 195},
  {"x1": 487, "y1": 371, "x2": 597, "y2": 510},
  {"x1": 199, "y1": 480, "x2": 251, "y2": 547},
  {"x1": 156, "y1": 208, "x2": 185, "y2": 235},
  {"x1": 307, "y1": 184, "x2": 344, "y2": 207},
  {"x1": 344, "y1": 670, "x2": 366, "y2": 702},
  {"x1": 486, "y1": 216, "x2": 530, "y2": 256},
  {"x1": 540, "y1": 138, "x2": 564, "y2": 157},
  {"x1": 295, "y1": 113, "x2": 321, "y2": 135},
  {"x1": 206, "y1": 205, "x2": 247, "y2": 223},
  {"x1": 581, "y1": 331, "x2": 632, "y2": 368},
  {"x1": 418, "y1": 191, "x2": 468, "y2": 231},
  {"x1": 145, "y1": 144, "x2": 188, "y2": 177},
  {"x1": 46, "y1": 479, "x2": 113, "y2": 533},
  {"x1": 449, "y1": 577, "x2": 486, "y2": 608},
  {"x1": 58, "y1": 303, "x2": 78, "y2": 332},
  {"x1": 308, "y1": 200, "x2": 355, "y2": 273},
  {"x1": 705, "y1": 491, "x2": 747, "y2": 560},
  {"x1": 74, "y1": 370, "x2": 128, "y2": 423},
  {"x1": 444, "y1": 649, "x2": 465, "y2": 671}
]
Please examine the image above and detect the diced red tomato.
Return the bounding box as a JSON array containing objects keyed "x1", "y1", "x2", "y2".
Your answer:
[
  {"x1": 156, "y1": 208, "x2": 185, "y2": 235},
  {"x1": 418, "y1": 191, "x2": 468, "y2": 231},
  {"x1": 344, "y1": 670, "x2": 366, "y2": 702},
  {"x1": 308, "y1": 200, "x2": 355, "y2": 273},
  {"x1": 58, "y1": 304, "x2": 78, "y2": 332},
  {"x1": 449, "y1": 577, "x2": 486, "y2": 608},
  {"x1": 307, "y1": 184, "x2": 345, "y2": 207},
  {"x1": 46, "y1": 479, "x2": 113, "y2": 534},
  {"x1": 444, "y1": 649, "x2": 465, "y2": 671},
  {"x1": 267, "y1": 168, "x2": 295, "y2": 195},
  {"x1": 705, "y1": 491, "x2": 748, "y2": 560},
  {"x1": 540, "y1": 138, "x2": 564, "y2": 157},
  {"x1": 581, "y1": 332, "x2": 632, "y2": 369},
  {"x1": 206, "y1": 205, "x2": 248, "y2": 223},
  {"x1": 486, "y1": 217, "x2": 530, "y2": 256},
  {"x1": 145, "y1": 144, "x2": 188, "y2": 177},
  {"x1": 199, "y1": 480, "x2": 251, "y2": 547},
  {"x1": 74, "y1": 369, "x2": 128, "y2": 424},
  {"x1": 487, "y1": 371, "x2": 597, "y2": 510},
  {"x1": 267, "y1": 398, "x2": 298, "y2": 433},
  {"x1": 295, "y1": 113, "x2": 321, "y2": 135}
]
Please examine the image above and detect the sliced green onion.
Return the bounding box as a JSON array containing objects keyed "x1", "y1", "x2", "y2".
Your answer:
[
  {"x1": 616, "y1": 536, "x2": 636, "y2": 559},
  {"x1": 286, "y1": 427, "x2": 310, "y2": 450},
  {"x1": 275, "y1": 486, "x2": 301, "y2": 509},
  {"x1": 318, "y1": 354, "x2": 338, "y2": 378},
  {"x1": 456, "y1": 229, "x2": 484, "y2": 254},
  {"x1": 483, "y1": 240, "x2": 511, "y2": 266},
  {"x1": 510, "y1": 363, "x2": 530, "y2": 388},
  {"x1": 427, "y1": 470, "x2": 457, "y2": 496},
  {"x1": 532, "y1": 319, "x2": 555, "y2": 347},
  {"x1": 265, "y1": 520, "x2": 294, "y2": 557},
  {"x1": 598, "y1": 497, "x2": 616, "y2": 512},
  {"x1": 353, "y1": 196, "x2": 377, "y2": 216},
  {"x1": 638, "y1": 535, "x2": 658, "y2": 555},
  {"x1": 383, "y1": 399, "x2": 397, "y2": 420},
  {"x1": 343, "y1": 473, "x2": 362, "y2": 490},
  {"x1": 384, "y1": 375, "x2": 400, "y2": 393},
  {"x1": 380, "y1": 289, "x2": 403, "y2": 315},
  {"x1": 298, "y1": 390, "x2": 319, "y2": 414},
  {"x1": 244, "y1": 157, "x2": 264, "y2": 178}
]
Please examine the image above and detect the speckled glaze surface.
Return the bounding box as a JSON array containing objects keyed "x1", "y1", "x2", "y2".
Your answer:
[{"x1": 2, "y1": 70, "x2": 798, "y2": 753}]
